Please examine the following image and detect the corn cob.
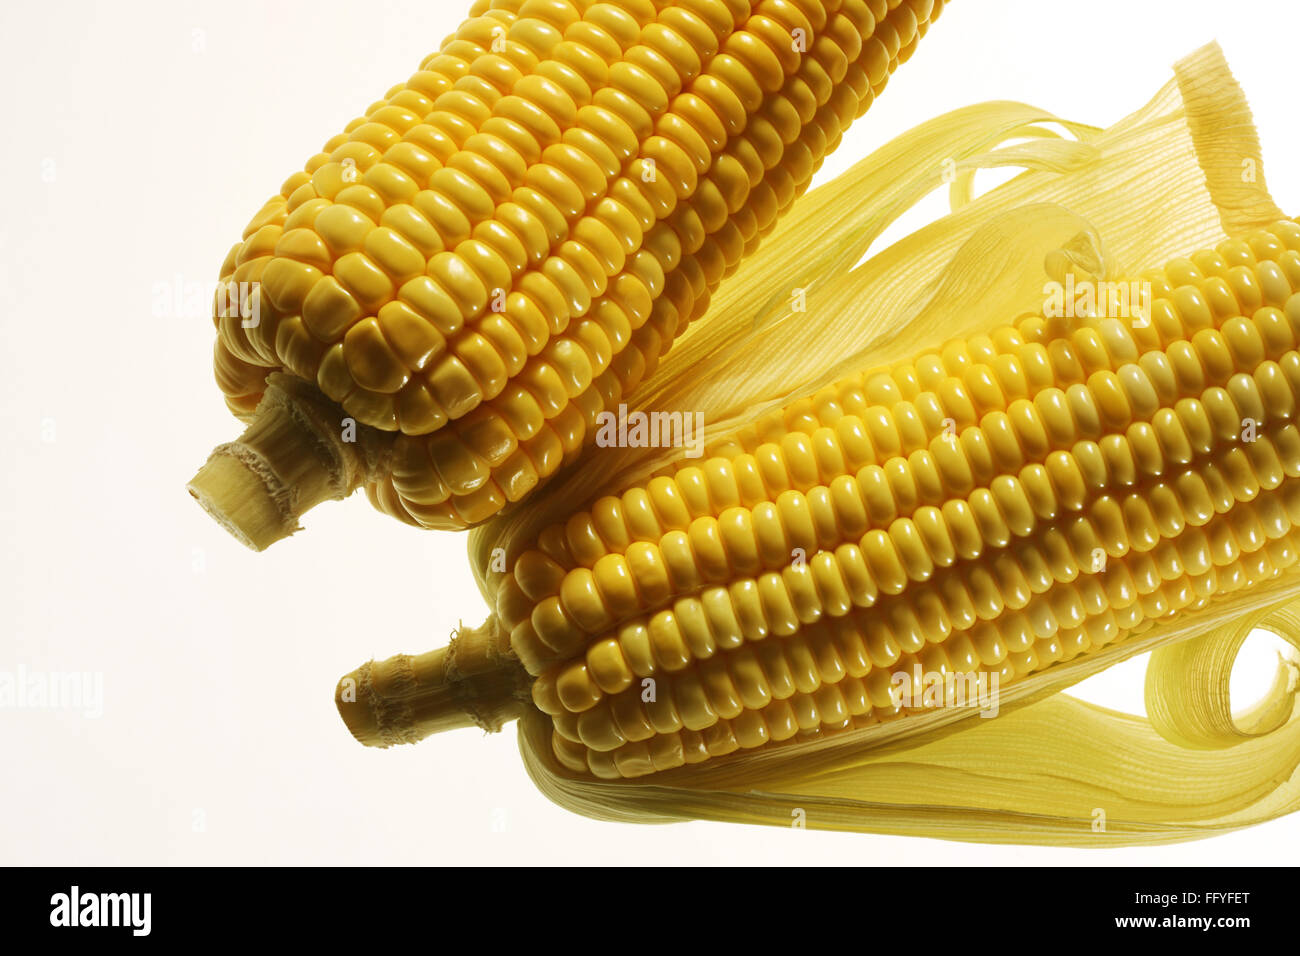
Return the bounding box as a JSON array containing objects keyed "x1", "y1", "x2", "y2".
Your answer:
[
  {"x1": 337, "y1": 219, "x2": 1300, "y2": 779},
  {"x1": 189, "y1": 0, "x2": 945, "y2": 548}
]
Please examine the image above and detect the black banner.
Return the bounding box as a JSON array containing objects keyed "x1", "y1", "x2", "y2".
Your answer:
[{"x1": 1, "y1": 867, "x2": 1282, "y2": 942}]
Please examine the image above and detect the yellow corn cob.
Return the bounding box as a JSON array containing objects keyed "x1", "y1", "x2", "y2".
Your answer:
[
  {"x1": 336, "y1": 219, "x2": 1300, "y2": 780},
  {"x1": 189, "y1": 0, "x2": 945, "y2": 548}
]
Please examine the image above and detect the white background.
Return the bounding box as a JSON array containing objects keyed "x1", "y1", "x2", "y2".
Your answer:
[{"x1": 2, "y1": 0, "x2": 1298, "y2": 865}]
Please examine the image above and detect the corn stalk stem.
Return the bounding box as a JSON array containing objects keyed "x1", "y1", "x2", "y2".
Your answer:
[
  {"x1": 336, "y1": 618, "x2": 530, "y2": 747},
  {"x1": 187, "y1": 374, "x2": 382, "y2": 550}
]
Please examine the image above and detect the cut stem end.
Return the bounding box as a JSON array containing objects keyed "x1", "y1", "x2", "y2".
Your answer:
[
  {"x1": 336, "y1": 619, "x2": 529, "y2": 748},
  {"x1": 188, "y1": 375, "x2": 373, "y2": 551}
]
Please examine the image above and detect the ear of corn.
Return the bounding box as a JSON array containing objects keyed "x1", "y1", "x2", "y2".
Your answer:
[
  {"x1": 190, "y1": 0, "x2": 945, "y2": 547},
  {"x1": 336, "y1": 44, "x2": 1300, "y2": 845},
  {"x1": 500, "y1": 216, "x2": 1300, "y2": 780}
]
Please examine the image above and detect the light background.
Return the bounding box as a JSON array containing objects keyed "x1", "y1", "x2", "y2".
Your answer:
[{"x1": 2, "y1": 0, "x2": 1298, "y2": 865}]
